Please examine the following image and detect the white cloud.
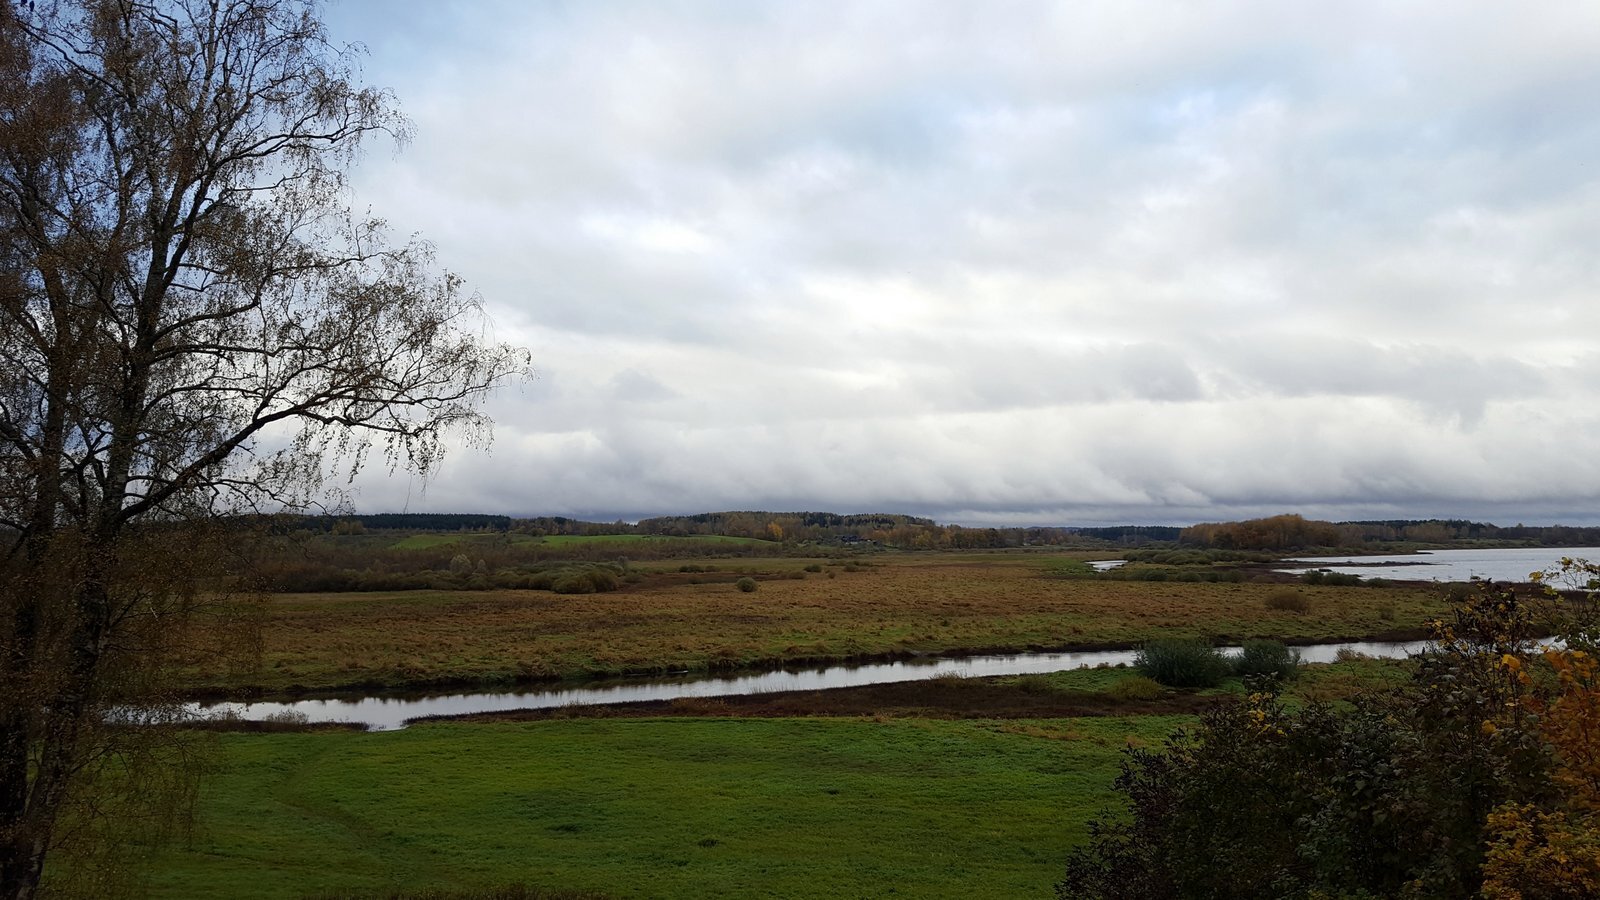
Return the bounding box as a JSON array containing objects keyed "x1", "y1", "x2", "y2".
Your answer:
[{"x1": 324, "y1": 0, "x2": 1600, "y2": 525}]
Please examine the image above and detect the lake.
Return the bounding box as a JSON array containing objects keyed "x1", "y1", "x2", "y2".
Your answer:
[{"x1": 1282, "y1": 546, "x2": 1600, "y2": 584}]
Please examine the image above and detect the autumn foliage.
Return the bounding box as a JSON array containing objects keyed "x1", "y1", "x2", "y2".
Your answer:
[
  {"x1": 1061, "y1": 564, "x2": 1600, "y2": 898},
  {"x1": 1480, "y1": 644, "x2": 1600, "y2": 898}
]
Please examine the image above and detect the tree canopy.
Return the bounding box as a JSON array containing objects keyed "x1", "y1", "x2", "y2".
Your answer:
[{"x1": 0, "y1": 1, "x2": 526, "y2": 895}]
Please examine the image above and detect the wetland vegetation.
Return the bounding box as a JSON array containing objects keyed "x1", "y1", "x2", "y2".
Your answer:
[{"x1": 45, "y1": 511, "x2": 1600, "y2": 897}]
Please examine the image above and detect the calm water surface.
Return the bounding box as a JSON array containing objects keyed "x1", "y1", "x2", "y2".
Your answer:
[
  {"x1": 1282, "y1": 546, "x2": 1600, "y2": 583},
  {"x1": 194, "y1": 639, "x2": 1428, "y2": 731}
]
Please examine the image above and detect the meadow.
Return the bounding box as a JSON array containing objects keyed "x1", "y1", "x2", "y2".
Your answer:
[
  {"x1": 142, "y1": 659, "x2": 1405, "y2": 899},
  {"x1": 136, "y1": 535, "x2": 1457, "y2": 898},
  {"x1": 194, "y1": 552, "x2": 1441, "y2": 696},
  {"x1": 146, "y1": 715, "x2": 1187, "y2": 899}
]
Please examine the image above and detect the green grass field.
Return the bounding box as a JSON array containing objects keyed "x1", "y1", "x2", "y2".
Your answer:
[
  {"x1": 538, "y1": 534, "x2": 775, "y2": 548},
  {"x1": 144, "y1": 716, "x2": 1186, "y2": 899},
  {"x1": 389, "y1": 533, "x2": 545, "y2": 550}
]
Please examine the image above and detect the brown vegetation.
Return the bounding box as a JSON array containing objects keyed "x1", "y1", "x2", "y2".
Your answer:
[{"x1": 192, "y1": 554, "x2": 1441, "y2": 696}]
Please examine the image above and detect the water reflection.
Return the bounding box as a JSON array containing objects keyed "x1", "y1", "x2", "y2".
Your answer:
[{"x1": 1281, "y1": 546, "x2": 1600, "y2": 584}]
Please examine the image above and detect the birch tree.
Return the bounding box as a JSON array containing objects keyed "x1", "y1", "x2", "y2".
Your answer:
[{"x1": 0, "y1": 2, "x2": 528, "y2": 895}]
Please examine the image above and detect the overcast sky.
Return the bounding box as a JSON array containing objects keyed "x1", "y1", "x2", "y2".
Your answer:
[{"x1": 320, "y1": 0, "x2": 1600, "y2": 527}]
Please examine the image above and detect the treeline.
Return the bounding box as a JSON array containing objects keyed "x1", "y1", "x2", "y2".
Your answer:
[
  {"x1": 1181, "y1": 514, "x2": 1350, "y2": 551},
  {"x1": 277, "y1": 510, "x2": 1156, "y2": 551},
  {"x1": 265, "y1": 510, "x2": 1600, "y2": 554},
  {"x1": 265, "y1": 513, "x2": 515, "y2": 533},
  {"x1": 635, "y1": 511, "x2": 936, "y2": 542},
  {"x1": 1347, "y1": 519, "x2": 1600, "y2": 545},
  {"x1": 630, "y1": 512, "x2": 1184, "y2": 550},
  {"x1": 1181, "y1": 513, "x2": 1600, "y2": 551},
  {"x1": 1073, "y1": 525, "x2": 1182, "y2": 544}
]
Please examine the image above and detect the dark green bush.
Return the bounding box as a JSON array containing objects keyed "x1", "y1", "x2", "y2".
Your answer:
[
  {"x1": 1135, "y1": 639, "x2": 1231, "y2": 688},
  {"x1": 1233, "y1": 640, "x2": 1299, "y2": 682},
  {"x1": 735, "y1": 577, "x2": 758, "y2": 593}
]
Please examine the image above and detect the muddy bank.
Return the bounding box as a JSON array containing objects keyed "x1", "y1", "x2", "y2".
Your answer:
[{"x1": 411, "y1": 678, "x2": 1216, "y2": 726}]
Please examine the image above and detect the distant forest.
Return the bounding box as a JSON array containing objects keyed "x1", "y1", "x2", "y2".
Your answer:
[
  {"x1": 1179, "y1": 513, "x2": 1600, "y2": 551},
  {"x1": 266, "y1": 510, "x2": 1600, "y2": 552}
]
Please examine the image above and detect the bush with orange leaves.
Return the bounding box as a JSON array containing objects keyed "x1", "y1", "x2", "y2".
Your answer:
[{"x1": 1480, "y1": 641, "x2": 1600, "y2": 899}]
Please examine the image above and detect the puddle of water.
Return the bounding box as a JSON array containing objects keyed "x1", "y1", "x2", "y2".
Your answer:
[{"x1": 193, "y1": 639, "x2": 1432, "y2": 731}]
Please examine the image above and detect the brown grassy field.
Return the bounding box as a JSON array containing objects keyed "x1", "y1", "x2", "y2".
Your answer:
[{"x1": 193, "y1": 553, "x2": 1445, "y2": 696}]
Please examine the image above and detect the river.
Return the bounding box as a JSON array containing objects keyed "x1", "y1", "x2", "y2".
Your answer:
[{"x1": 193, "y1": 638, "x2": 1429, "y2": 731}]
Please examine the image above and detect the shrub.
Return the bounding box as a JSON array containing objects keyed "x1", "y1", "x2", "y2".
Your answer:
[
  {"x1": 1061, "y1": 581, "x2": 1570, "y2": 899},
  {"x1": 551, "y1": 573, "x2": 596, "y2": 594},
  {"x1": 804, "y1": 563, "x2": 823, "y2": 573},
  {"x1": 1136, "y1": 639, "x2": 1231, "y2": 688},
  {"x1": 735, "y1": 577, "x2": 758, "y2": 593},
  {"x1": 545, "y1": 566, "x2": 620, "y2": 594},
  {"x1": 1264, "y1": 589, "x2": 1311, "y2": 613},
  {"x1": 1233, "y1": 640, "x2": 1300, "y2": 682},
  {"x1": 1108, "y1": 675, "x2": 1164, "y2": 701},
  {"x1": 584, "y1": 568, "x2": 619, "y2": 592}
]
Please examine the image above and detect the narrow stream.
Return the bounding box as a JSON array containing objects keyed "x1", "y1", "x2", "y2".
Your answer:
[{"x1": 193, "y1": 638, "x2": 1429, "y2": 731}]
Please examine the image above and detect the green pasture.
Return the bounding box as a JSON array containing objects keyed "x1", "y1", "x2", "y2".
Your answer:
[
  {"x1": 144, "y1": 716, "x2": 1184, "y2": 899},
  {"x1": 538, "y1": 534, "x2": 776, "y2": 548}
]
